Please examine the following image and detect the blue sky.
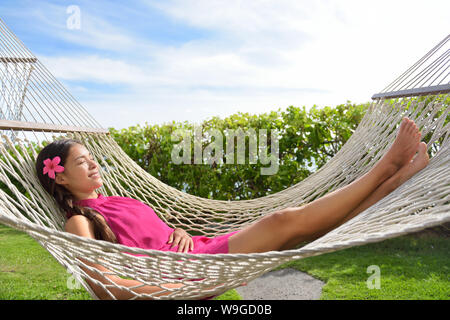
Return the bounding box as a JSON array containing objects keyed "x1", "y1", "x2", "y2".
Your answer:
[{"x1": 1, "y1": 0, "x2": 449, "y2": 130}]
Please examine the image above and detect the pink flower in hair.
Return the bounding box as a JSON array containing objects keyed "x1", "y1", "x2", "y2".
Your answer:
[{"x1": 43, "y1": 156, "x2": 65, "y2": 180}]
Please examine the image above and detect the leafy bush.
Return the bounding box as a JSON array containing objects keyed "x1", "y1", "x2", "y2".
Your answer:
[{"x1": 109, "y1": 101, "x2": 368, "y2": 200}]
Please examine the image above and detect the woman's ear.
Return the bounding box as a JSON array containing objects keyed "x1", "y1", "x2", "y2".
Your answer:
[{"x1": 55, "y1": 173, "x2": 67, "y2": 186}]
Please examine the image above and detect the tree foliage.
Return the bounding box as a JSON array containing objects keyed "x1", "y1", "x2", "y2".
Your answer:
[{"x1": 109, "y1": 102, "x2": 368, "y2": 200}]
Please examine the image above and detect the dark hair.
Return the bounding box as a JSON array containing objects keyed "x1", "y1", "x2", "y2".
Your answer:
[{"x1": 35, "y1": 138, "x2": 117, "y2": 243}]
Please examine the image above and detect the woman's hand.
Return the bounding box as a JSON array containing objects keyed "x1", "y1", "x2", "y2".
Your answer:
[{"x1": 168, "y1": 228, "x2": 194, "y2": 253}]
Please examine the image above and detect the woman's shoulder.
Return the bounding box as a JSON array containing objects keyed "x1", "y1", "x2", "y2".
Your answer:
[
  {"x1": 65, "y1": 214, "x2": 94, "y2": 237},
  {"x1": 107, "y1": 195, "x2": 146, "y2": 206}
]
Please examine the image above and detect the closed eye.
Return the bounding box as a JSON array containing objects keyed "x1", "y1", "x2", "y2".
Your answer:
[{"x1": 78, "y1": 157, "x2": 95, "y2": 165}]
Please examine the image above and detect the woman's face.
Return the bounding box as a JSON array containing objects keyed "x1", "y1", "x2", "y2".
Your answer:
[{"x1": 55, "y1": 143, "x2": 103, "y2": 199}]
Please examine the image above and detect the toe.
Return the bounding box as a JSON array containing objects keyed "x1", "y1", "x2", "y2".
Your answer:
[
  {"x1": 405, "y1": 121, "x2": 413, "y2": 133},
  {"x1": 419, "y1": 141, "x2": 427, "y2": 150},
  {"x1": 399, "y1": 119, "x2": 405, "y2": 129},
  {"x1": 409, "y1": 120, "x2": 417, "y2": 133},
  {"x1": 400, "y1": 117, "x2": 409, "y2": 131}
]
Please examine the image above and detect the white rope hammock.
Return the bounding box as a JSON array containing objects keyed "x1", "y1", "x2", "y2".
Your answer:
[{"x1": 0, "y1": 18, "x2": 448, "y2": 299}]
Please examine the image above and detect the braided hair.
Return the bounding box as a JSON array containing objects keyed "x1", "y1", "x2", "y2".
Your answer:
[{"x1": 35, "y1": 138, "x2": 117, "y2": 243}]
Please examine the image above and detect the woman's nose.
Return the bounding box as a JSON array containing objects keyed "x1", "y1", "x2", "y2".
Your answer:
[{"x1": 89, "y1": 159, "x2": 97, "y2": 168}]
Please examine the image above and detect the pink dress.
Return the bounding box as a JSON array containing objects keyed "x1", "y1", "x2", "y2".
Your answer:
[{"x1": 67, "y1": 193, "x2": 238, "y2": 254}]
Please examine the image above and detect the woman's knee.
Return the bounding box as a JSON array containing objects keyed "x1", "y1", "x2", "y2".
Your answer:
[
  {"x1": 266, "y1": 207, "x2": 301, "y2": 229},
  {"x1": 263, "y1": 207, "x2": 310, "y2": 248},
  {"x1": 270, "y1": 206, "x2": 310, "y2": 236}
]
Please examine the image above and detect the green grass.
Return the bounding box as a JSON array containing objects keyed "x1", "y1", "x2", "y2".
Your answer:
[
  {"x1": 1, "y1": 223, "x2": 448, "y2": 300},
  {"x1": 0, "y1": 224, "x2": 240, "y2": 300},
  {"x1": 277, "y1": 234, "x2": 449, "y2": 299}
]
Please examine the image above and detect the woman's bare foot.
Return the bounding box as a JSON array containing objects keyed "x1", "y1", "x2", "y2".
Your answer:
[
  {"x1": 396, "y1": 142, "x2": 430, "y2": 183},
  {"x1": 376, "y1": 117, "x2": 422, "y2": 176},
  {"x1": 317, "y1": 142, "x2": 430, "y2": 232}
]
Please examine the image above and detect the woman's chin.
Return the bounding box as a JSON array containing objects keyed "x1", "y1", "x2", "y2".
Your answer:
[{"x1": 92, "y1": 179, "x2": 103, "y2": 189}]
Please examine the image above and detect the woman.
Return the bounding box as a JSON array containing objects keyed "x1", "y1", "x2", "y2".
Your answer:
[{"x1": 35, "y1": 117, "x2": 429, "y2": 299}]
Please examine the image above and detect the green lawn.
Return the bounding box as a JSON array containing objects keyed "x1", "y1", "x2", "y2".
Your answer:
[
  {"x1": 0, "y1": 224, "x2": 448, "y2": 300},
  {"x1": 0, "y1": 224, "x2": 239, "y2": 300},
  {"x1": 277, "y1": 233, "x2": 449, "y2": 299}
]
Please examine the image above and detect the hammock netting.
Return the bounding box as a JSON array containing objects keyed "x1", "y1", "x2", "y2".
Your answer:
[{"x1": 0, "y1": 18, "x2": 448, "y2": 299}]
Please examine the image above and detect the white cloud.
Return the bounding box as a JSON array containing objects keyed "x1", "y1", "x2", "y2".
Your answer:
[
  {"x1": 29, "y1": 0, "x2": 450, "y2": 129},
  {"x1": 150, "y1": 0, "x2": 449, "y2": 100},
  {"x1": 40, "y1": 55, "x2": 149, "y2": 85}
]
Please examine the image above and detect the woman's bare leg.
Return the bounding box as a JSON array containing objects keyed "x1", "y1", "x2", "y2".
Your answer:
[
  {"x1": 228, "y1": 117, "x2": 422, "y2": 253},
  {"x1": 280, "y1": 141, "x2": 430, "y2": 249}
]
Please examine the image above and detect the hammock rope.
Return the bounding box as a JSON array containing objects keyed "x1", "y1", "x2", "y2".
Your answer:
[{"x1": 0, "y1": 18, "x2": 448, "y2": 299}]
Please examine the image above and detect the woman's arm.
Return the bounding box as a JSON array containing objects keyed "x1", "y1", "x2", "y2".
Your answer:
[{"x1": 65, "y1": 215, "x2": 183, "y2": 300}]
